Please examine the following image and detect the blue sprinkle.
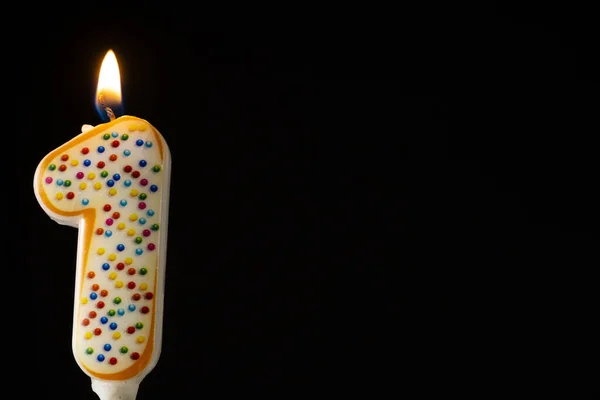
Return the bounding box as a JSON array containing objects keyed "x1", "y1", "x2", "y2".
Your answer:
[
  {"x1": 138, "y1": 218, "x2": 146, "y2": 225},
  {"x1": 109, "y1": 322, "x2": 118, "y2": 330},
  {"x1": 105, "y1": 230, "x2": 112, "y2": 237},
  {"x1": 139, "y1": 160, "x2": 147, "y2": 167},
  {"x1": 145, "y1": 141, "x2": 153, "y2": 148},
  {"x1": 100, "y1": 316, "x2": 108, "y2": 324},
  {"x1": 111, "y1": 131, "x2": 119, "y2": 138},
  {"x1": 82, "y1": 198, "x2": 89, "y2": 205},
  {"x1": 124, "y1": 149, "x2": 131, "y2": 156},
  {"x1": 117, "y1": 308, "x2": 125, "y2": 316},
  {"x1": 113, "y1": 173, "x2": 121, "y2": 181},
  {"x1": 124, "y1": 180, "x2": 132, "y2": 187},
  {"x1": 136, "y1": 139, "x2": 144, "y2": 146},
  {"x1": 120, "y1": 199, "x2": 128, "y2": 207},
  {"x1": 104, "y1": 343, "x2": 112, "y2": 351},
  {"x1": 83, "y1": 159, "x2": 91, "y2": 167},
  {"x1": 128, "y1": 304, "x2": 136, "y2": 312},
  {"x1": 102, "y1": 263, "x2": 110, "y2": 271},
  {"x1": 117, "y1": 244, "x2": 125, "y2": 252},
  {"x1": 135, "y1": 248, "x2": 143, "y2": 255},
  {"x1": 56, "y1": 179, "x2": 64, "y2": 186},
  {"x1": 147, "y1": 209, "x2": 155, "y2": 217},
  {"x1": 97, "y1": 146, "x2": 105, "y2": 153},
  {"x1": 106, "y1": 180, "x2": 115, "y2": 187},
  {"x1": 90, "y1": 292, "x2": 98, "y2": 300},
  {"x1": 97, "y1": 354, "x2": 105, "y2": 362},
  {"x1": 150, "y1": 185, "x2": 158, "y2": 192}
]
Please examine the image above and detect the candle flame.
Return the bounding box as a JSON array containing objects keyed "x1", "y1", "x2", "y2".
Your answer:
[{"x1": 95, "y1": 50, "x2": 123, "y2": 121}]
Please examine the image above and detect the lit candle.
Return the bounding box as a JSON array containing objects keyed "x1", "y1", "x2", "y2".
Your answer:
[{"x1": 33, "y1": 50, "x2": 171, "y2": 400}]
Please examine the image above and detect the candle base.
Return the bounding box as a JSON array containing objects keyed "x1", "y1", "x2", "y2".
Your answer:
[{"x1": 91, "y1": 379, "x2": 139, "y2": 400}]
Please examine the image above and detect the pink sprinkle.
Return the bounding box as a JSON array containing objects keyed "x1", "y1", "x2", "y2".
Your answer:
[
  {"x1": 140, "y1": 178, "x2": 148, "y2": 186},
  {"x1": 142, "y1": 229, "x2": 151, "y2": 237},
  {"x1": 105, "y1": 218, "x2": 114, "y2": 226},
  {"x1": 138, "y1": 202, "x2": 146, "y2": 210},
  {"x1": 147, "y1": 243, "x2": 156, "y2": 251},
  {"x1": 45, "y1": 177, "x2": 53, "y2": 184},
  {"x1": 76, "y1": 172, "x2": 84, "y2": 179}
]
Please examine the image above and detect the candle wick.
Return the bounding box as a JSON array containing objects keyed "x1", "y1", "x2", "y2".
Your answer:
[{"x1": 98, "y1": 93, "x2": 116, "y2": 122}]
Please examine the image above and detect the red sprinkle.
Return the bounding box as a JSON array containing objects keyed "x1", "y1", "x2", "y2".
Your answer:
[
  {"x1": 94, "y1": 328, "x2": 102, "y2": 336},
  {"x1": 103, "y1": 204, "x2": 112, "y2": 212},
  {"x1": 132, "y1": 293, "x2": 141, "y2": 301},
  {"x1": 96, "y1": 228, "x2": 104, "y2": 235},
  {"x1": 66, "y1": 192, "x2": 75, "y2": 200},
  {"x1": 140, "y1": 306, "x2": 150, "y2": 314},
  {"x1": 82, "y1": 319, "x2": 90, "y2": 326},
  {"x1": 132, "y1": 171, "x2": 140, "y2": 178},
  {"x1": 59, "y1": 164, "x2": 67, "y2": 171},
  {"x1": 144, "y1": 292, "x2": 154, "y2": 300},
  {"x1": 91, "y1": 284, "x2": 100, "y2": 291},
  {"x1": 111, "y1": 140, "x2": 120, "y2": 148},
  {"x1": 109, "y1": 154, "x2": 118, "y2": 161},
  {"x1": 131, "y1": 352, "x2": 140, "y2": 360},
  {"x1": 109, "y1": 357, "x2": 118, "y2": 365},
  {"x1": 61, "y1": 154, "x2": 69, "y2": 161},
  {"x1": 112, "y1": 212, "x2": 120, "y2": 219},
  {"x1": 127, "y1": 281, "x2": 136, "y2": 289},
  {"x1": 81, "y1": 147, "x2": 89, "y2": 155},
  {"x1": 124, "y1": 165, "x2": 133, "y2": 173},
  {"x1": 127, "y1": 326, "x2": 136, "y2": 334},
  {"x1": 97, "y1": 161, "x2": 105, "y2": 168},
  {"x1": 97, "y1": 301, "x2": 105, "y2": 309},
  {"x1": 89, "y1": 311, "x2": 97, "y2": 318},
  {"x1": 127, "y1": 268, "x2": 136, "y2": 276},
  {"x1": 116, "y1": 263, "x2": 125, "y2": 271},
  {"x1": 100, "y1": 289, "x2": 108, "y2": 297}
]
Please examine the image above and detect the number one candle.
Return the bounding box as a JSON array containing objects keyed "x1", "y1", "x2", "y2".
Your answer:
[{"x1": 33, "y1": 50, "x2": 171, "y2": 400}]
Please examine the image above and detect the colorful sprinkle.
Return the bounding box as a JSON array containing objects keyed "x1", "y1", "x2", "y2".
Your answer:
[
  {"x1": 128, "y1": 268, "x2": 136, "y2": 275},
  {"x1": 140, "y1": 178, "x2": 148, "y2": 186},
  {"x1": 81, "y1": 297, "x2": 88, "y2": 304},
  {"x1": 109, "y1": 322, "x2": 118, "y2": 330},
  {"x1": 82, "y1": 147, "x2": 89, "y2": 155},
  {"x1": 108, "y1": 272, "x2": 117, "y2": 280},
  {"x1": 150, "y1": 185, "x2": 158, "y2": 192},
  {"x1": 57, "y1": 179, "x2": 64, "y2": 186},
  {"x1": 66, "y1": 192, "x2": 75, "y2": 200},
  {"x1": 145, "y1": 141, "x2": 153, "y2": 148},
  {"x1": 105, "y1": 218, "x2": 114, "y2": 226},
  {"x1": 116, "y1": 263, "x2": 125, "y2": 271},
  {"x1": 100, "y1": 170, "x2": 108, "y2": 178},
  {"x1": 103, "y1": 133, "x2": 110, "y2": 140},
  {"x1": 98, "y1": 146, "x2": 105, "y2": 153},
  {"x1": 111, "y1": 132, "x2": 118, "y2": 138},
  {"x1": 100, "y1": 316, "x2": 108, "y2": 324},
  {"x1": 100, "y1": 289, "x2": 108, "y2": 297},
  {"x1": 89, "y1": 311, "x2": 97, "y2": 318},
  {"x1": 94, "y1": 182, "x2": 102, "y2": 190},
  {"x1": 115, "y1": 280, "x2": 124, "y2": 288},
  {"x1": 145, "y1": 292, "x2": 154, "y2": 300},
  {"x1": 139, "y1": 160, "x2": 147, "y2": 167},
  {"x1": 97, "y1": 248, "x2": 105, "y2": 255},
  {"x1": 85, "y1": 347, "x2": 94, "y2": 354},
  {"x1": 117, "y1": 223, "x2": 126, "y2": 230},
  {"x1": 102, "y1": 263, "x2": 110, "y2": 271},
  {"x1": 59, "y1": 164, "x2": 67, "y2": 171},
  {"x1": 127, "y1": 281, "x2": 136, "y2": 290},
  {"x1": 120, "y1": 346, "x2": 128, "y2": 354},
  {"x1": 76, "y1": 172, "x2": 84, "y2": 179},
  {"x1": 80, "y1": 183, "x2": 87, "y2": 190},
  {"x1": 64, "y1": 180, "x2": 72, "y2": 187},
  {"x1": 135, "y1": 248, "x2": 143, "y2": 255},
  {"x1": 124, "y1": 149, "x2": 131, "y2": 157},
  {"x1": 127, "y1": 229, "x2": 136, "y2": 236},
  {"x1": 113, "y1": 173, "x2": 121, "y2": 181},
  {"x1": 84, "y1": 332, "x2": 93, "y2": 340},
  {"x1": 112, "y1": 212, "x2": 120, "y2": 219},
  {"x1": 71, "y1": 159, "x2": 79, "y2": 166},
  {"x1": 132, "y1": 171, "x2": 141, "y2": 179},
  {"x1": 111, "y1": 140, "x2": 120, "y2": 148},
  {"x1": 107, "y1": 309, "x2": 116, "y2": 316},
  {"x1": 147, "y1": 209, "x2": 155, "y2": 217},
  {"x1": 132, "y1": 293, "x2": 141, "y2": 301},
  {"x1": 108, "y1": 253, "x2": 117, "y2": 262},
  {"x1": 139, "y1": 218, "x2": 147, "y2": 225},
  {"x1": 107, "y1": 180, "x2": 115, "y2": 187},
  {"x1": 127, "y1": 326, "x2": 136, "y2": 334},
  {"x1": 92, "y1": 284, "x2": 100, "y2": 291},
  {"x1": 124, "y1": 179, "x2": 132, "y2": 187},
  {"x1": 113, "y1": 332, "x2": 121, "y2": 339},
  {"x1": 135, "y1": 139, "x2": 144, "y2": 146},
  {"x1": 138, "y1": 202, "x2": 147, "y2": 210},
  {"x1": 94, "y1": 328, "x2": 102, "y2": 336},
  {"x1": 136, "y1": 336, "x2": 145, "y2": 343},
  {"x1": 49, "y1": 164, "x2": 56, "y2": 171},
  {"x1": 130, "y1": 189, "x2": 139, "y2": 197},
  {"x1": 82, "y1": 198, "x2": 89, "y2": 205},
  {"x1": 129, "y1": 214, "x2": 138, "y2": 221},
  {"x1": 105, "y1": 230, "x2": 113, "y2": 237},
  {"x1": 109, "y1": 188, "x2": 117, "y2": 196},
  {"x1": 122, "y1": 133, "x2": 129, "y2": 140},
  {"x1": 135, "y1": 322, "x2": 144, "y2": 330},
  {"x1": 109, "y1": 154, "x2": 118, "y2": 162},
  {"x1": 88, "y1": 172, "x2": 96, "y2": 180},
  {"x1": 128, "y1": 304, "x2": 136, "y2": 311},
  {"x1": 109, "y1": 357, "x2": 118, "y2": 365},
  {"x1": 152, "y1": 165, "x2": 161, "y2": 173},
  {"x1": 97, "y1": 354, "x2": 105, "y2": 362},
  {"x1": 139, "y1": 193, "x2": 147, "y2": 200},
  {"x1": 82, "y1": 319, "x2": 90, "y2": 326},
  {"x1": 117, "y1": 308, "x2": 125, "y2": 316},
  {"x1": 135, "y1": 237, "x2": 143, "y2": 244},
  {"x1": 139, "y1": 283, "x2": 148, "y2": 290},
  {"x1": 151, "y1": 223, "x2": 159, "y2": 231},
  {"x1": 61, "y1": 154, "x2": 69, "y2": 161},
  {"x1": 90, "y1": 292, "x2": 98, "y2": 300},
  {"x1": 96, "y1": 228, "x2": 104, "y2": 235},
  {"x1": 120, "y1": 199, "x2": 128, "y2": 206},
  {"x1": 141, "y1": 306, "x2": 150, "y2": 314},
  {"x1": 117, "y1": 244, "x2": 125, "y2": 252},
  {"x1": 87, "y1": 271, "x2": 96, "y2": 279},
  {"x1": 131, "y1": 352, "x2": 140, "y2": 360},
  {"x1": 84, "y1": 159, "x2": 91, "y2": 166},
  {"x1": 124, "y1": 257, "x2": 133, "y2": 265},
  {"x1": 113, "y1": 297, "x2": 122, "y2": 304},
  {"x1": 45, "y1": 177, "x2": 53, "y2": 184},
  {"x1": 97, "y1": 301, "x2": 105, "y2": 309}
]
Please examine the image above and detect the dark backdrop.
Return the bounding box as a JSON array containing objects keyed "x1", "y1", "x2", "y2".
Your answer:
[{"x1": 4, "y1": 3, "x2": 598, "y2": 398}]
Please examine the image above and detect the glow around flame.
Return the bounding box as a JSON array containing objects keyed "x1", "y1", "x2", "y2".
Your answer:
[{"x1": 95, "y1": 50, "x2": 123, "y2": 121}]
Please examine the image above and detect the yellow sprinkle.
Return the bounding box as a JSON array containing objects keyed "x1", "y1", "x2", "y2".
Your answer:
[
  {"x1": 130, "y1": 189, "x2": 138, "y2": 197},
  {"x1": 94, "y1": 182, "x2": 102, "y2": 190},
  {"x1": 128, "y1": 124, "x2": 137, "y2": 132},
  {"x1": 55, "y1": 192, "x2": 64, "y2": 200},
  {"x1": 115, "y1": 280, "x2": 124, "y2": 288},
  {"x1": 139, "y1": 125, "x2": 147, "y2": 131},
  {"x1": 108, "y1": 253, "x2": 117, "y2": 261},
  {"x1": 127, "y1": 229, "x2": 136, "y2": 236},
  {"x1": 70, "y1": 159, "x2": 79, "y2": 166},
  {"x1": 129, "y1": 213, "x2": 138, "y2": 221},
  {"x1": 84, "y1": 332, "x2": 93, "y2": 340},
  {"x1": 97, "y1": 248, "x2": 105, "y2": 255},
  {"x1": 81, "y1": 297, "x2": 88, "y2": 304},
  {"x1": 139, "y1": 283, "x2": 148, "y2": 290},
  {"x1": 109, "y1": 272, "x2": 117, "y2": 280},
  {"x1": 108, "y1": 188, "x2": 117, "y2": 196},
  {"x1": 124, "y1": 257, "x2": 133, "y2": 265},
  {"x1": 136, "y1": 336, "x2": 145, "y2": 344},
  {"x1": 79, "y1": 182, "x2": 87, "y2": 190},
  {"x1": 113, "y1": 332, "x2": 121, "y2": 340},
  {"x1": 88, "y1": 172, "x2": 96, "y2": 180},
  {"x1": 117, "y1": 222, "x2": 126, "y2": 230}
]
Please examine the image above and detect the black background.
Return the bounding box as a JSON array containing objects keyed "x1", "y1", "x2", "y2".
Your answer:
[{"x1": 4, "y1": 3, "x2": 599, "y2": 397}]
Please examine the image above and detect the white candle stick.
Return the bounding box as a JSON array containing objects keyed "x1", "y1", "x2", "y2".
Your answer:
[{"x1": 33, "y1": 51, "x2": 171, "y2": 400}]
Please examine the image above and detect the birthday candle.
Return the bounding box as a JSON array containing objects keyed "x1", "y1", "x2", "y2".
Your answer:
[{"x1": 33, "y1": 51, "x2": 171, "y2": 400}]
